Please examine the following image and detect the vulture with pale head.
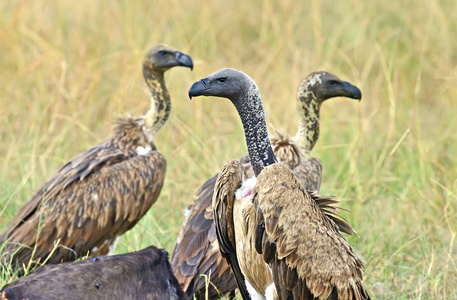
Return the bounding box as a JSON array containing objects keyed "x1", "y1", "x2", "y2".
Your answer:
[
  {"x1": 171, "y1": 71, "x2": 362, "y2": 299},
  {"x1": 0, "y1": 44, "x2": 193, "y2": 273},
  {"x1": 187, "y1": 68, "x2": 370, "y2": 300}
]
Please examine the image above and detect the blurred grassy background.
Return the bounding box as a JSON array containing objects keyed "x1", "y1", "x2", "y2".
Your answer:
[{"x1": 1, "y1": 0, "x2": 456, "y2": 298}]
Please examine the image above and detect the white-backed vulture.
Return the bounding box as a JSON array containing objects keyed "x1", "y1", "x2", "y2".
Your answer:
[
  {"x1": 0, "y1": 245, "x2": 186, "y2": 300},
  {"x1": 187, "y1": 68, "x2": 370, "y2": 300},
  {"x1": 0, "y1": 44, "x2": 193, "y2": 273},
  {"x1": 171, "y1": 71, "x2": 362, "y2": 299}
]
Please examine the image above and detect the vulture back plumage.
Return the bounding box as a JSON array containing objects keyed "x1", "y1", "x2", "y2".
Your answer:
[{"x1": 253, "y1": 163, "x2": 369, "y2": 299}]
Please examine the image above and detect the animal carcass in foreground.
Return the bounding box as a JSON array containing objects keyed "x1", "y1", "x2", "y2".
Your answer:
[{"x1": 1, "y1": 245, "x2": 186, "y2": 300}]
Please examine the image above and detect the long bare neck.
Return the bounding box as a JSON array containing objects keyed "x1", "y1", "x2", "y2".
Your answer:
[
  {"x1": 233, "y1": 84, "x2": 277, "y2": 177},
  {"x1": 294, "y1": 81, "x2": 321, "y2": 152},
  {"x1": 142, "y1": 63, "x2": 171, "y2": 140}
]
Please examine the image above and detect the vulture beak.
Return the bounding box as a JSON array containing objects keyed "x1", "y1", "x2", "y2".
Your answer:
[
  {"x1": 343, "y1": 81, "x2": 362, "y2": 101},
  {"x1": 175, "y1": 51, "x2": 194, "y2": 70},
  {"x1": 188, "y1": 78, "x2": 209, "y2": 100}
]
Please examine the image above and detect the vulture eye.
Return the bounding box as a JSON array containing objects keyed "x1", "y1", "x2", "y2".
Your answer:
[
  {"x1": 328, "y1": 80, "x2": 338, "y2": 85},
  {"x1": 158, "y1": 51, "x2": 167, "y2": 56},
  {"x1": 218, "y1": 78, "x2": 227, "y2": 83}
]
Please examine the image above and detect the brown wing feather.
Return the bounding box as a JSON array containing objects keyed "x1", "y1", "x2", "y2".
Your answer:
[
  {"x1": 292, "y1": 158, "x2": 355, "y2": 236},
  {"x1": 254, "y1": 163, "x2": 369, "y2": 300},
  {"x1": 171, "y1": 173, "x2": 236, "y2": 299},
  {"x1": 0, "y1": 138, "x2": 135, "y2": 244},
  {"x1": 1, "y1": 142, "x2": 165, "y2": 270},
  {"x1": 212, "y1": 160, "x2": 251, "y2": 300},
  {"x1": 170, "y1": 155, "x2": 253, "y2": 299},
  {"x1": 292, "y1": 157, "x2": 322, "y2": 192}
]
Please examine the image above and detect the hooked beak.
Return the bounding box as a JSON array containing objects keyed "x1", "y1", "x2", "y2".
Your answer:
[
  {"x1": 175, "y1": 51, "x2": 193, "y2": 70},
  {"x1": 188, "y1": 78, "x2": 209, "y2": 100},
  {"x1": 343, "y1": 81, "x2": 362, "y2": 101}
]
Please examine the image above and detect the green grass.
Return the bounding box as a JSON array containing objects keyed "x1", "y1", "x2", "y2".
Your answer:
[{"x1": 1, "y1": 0, "x2": 456, "y2": 298}]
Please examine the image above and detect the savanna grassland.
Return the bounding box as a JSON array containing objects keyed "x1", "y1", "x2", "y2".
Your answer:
[{"x1": 0, "y1": 0, "x2": 456, "y2": 298}]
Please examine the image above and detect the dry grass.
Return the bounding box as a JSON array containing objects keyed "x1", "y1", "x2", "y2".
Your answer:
[{"x1": 1, "y1": 0, "x2": 456, "y2": 298}]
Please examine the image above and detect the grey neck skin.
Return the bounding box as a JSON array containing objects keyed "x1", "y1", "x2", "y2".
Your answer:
[
  {"x1": 142, "y1": 63, "x2": 171, "y2": 140},
  {"x1": 294, "y1": 81, "x2": 321, "y2": 152},
  {"x1": 232, "y1": 83, "x2": 277, "y2": 177}
]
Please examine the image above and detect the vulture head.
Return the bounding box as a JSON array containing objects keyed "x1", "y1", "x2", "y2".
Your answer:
[
  {"x1": 144, "y1": 44, "x2": 193, "y2": 73},
  {"x1": 188, "y1": 68, "x2": 256, "y2": 103},
  {"x1": 189, "y1": 68, "x2": 275, "y2": 176},
  {"x1": 300, "y1": 71, "x2": 362, "y2": 103}
]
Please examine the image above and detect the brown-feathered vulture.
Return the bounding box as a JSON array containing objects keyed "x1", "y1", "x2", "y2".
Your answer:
[
  {"x1": 0, "y1": 44, "x2": 193, "y2": 273},
  {"x1": 0, "y1": 245, "x2": 186, "y2": 300},
  {"x1": 171, "y1": 71, "x2": 362, "y2": 299},
  {"x1": 187, "y1": 68, "x2": 370, "y2": 300}
]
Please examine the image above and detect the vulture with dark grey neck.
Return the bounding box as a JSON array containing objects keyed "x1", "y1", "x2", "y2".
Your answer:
[
  {"x1": 171, "y1": 71, "x2": 362, "y2": 299},
  {"x1": 0, "y1": 44, "x2": 193, "y2": 273},
  {"x1": 0, "y1": 246, "x2": 186, "y2": 300},
  {"x1": 187, "y1": 68, "x2": 370, "y2": 300}
]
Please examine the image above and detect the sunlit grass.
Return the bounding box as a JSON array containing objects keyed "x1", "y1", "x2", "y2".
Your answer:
[{"x1": 1, "y1": 0, "x2": 456, "y2": 298}]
